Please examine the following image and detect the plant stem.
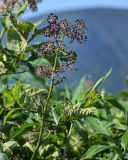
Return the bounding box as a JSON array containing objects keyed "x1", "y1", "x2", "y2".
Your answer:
[
  {"x1": 31, "y1": 51, "x2": 58, "y2": 160},
  {"x1": 0, "y1": 27, "x2": 6, "y2": 43}
]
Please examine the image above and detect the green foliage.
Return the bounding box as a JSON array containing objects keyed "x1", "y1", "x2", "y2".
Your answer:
[
  {"x1": 81, "y1": 145, "x2": 111, "y2": 160},
  {"x1": 0, "y1": 71, "x2": 127, "y2": 159},
  {"x1": 121, "y1": 129, "x2": 128, "y2": 151},
  {"x1": 0, "y1": 1, "x2": 128, "y2": 160}
]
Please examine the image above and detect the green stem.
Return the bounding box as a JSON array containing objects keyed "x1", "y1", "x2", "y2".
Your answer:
[
  {"x1": 31, "y1": 51, "x2": 58, "y2": 160},
  {"x1": 0, "y1": 27, "x2": 6, "y2": 43}
]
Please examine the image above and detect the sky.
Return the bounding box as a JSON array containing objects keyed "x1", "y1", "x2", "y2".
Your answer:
[{"x1": 22, "y1": 0, "x2": 128, "y2": 20}]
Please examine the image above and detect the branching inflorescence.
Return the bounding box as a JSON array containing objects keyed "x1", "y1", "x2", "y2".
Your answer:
[{"x1": 35, "y1": 13, "x2": 87, "y2": 85}]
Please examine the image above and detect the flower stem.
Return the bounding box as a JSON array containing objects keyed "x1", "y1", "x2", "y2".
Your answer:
[{"x1": 31, "y1": 51, "x2": 58, "y2": 160}]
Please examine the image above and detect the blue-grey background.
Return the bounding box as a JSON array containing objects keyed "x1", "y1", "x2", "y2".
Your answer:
[{"x1": 22, "y1": 1, "x2": 128, "y2": 94}]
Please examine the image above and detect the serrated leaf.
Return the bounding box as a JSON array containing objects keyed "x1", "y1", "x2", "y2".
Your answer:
[
  {"x1": 3, "y1": 91, "x2": 15, "y2": 108},
  {"x1": 81, "y1": 145, "x2": 111, "y2": 160},
  {"x1": 28, "y1": 88, "x2": 46, "y2": 96},
  {"x1": 2, "y1": 141, "x2": 19, "y2": 152},
  {"x1": 11, "y1": 123, "x2": 39, "y2": 138},
  {"x1": 3, "y1": 108, "x2": 20, "y2": 125},
  {"x1": 7, "y1": 25, "x2": 27, "y2": 52},
  {"x1": 23, "y1": 142, "x2": 34, "y2": 152},
  {"x1": 7, "y1": 26, "x2": 22, "y2": 52},
  {"x1": 121, "y1": 129, "x2": 128, "y2": 150},
  {"x1": 85, "y1": 117, "x2": 109, "y2": 135},
  {"x1": 12, "y1": 82, "x2": 22, "y2": 100},
  {"x1": 52, "y1": 108, "x2": 60, "y2": 125}
]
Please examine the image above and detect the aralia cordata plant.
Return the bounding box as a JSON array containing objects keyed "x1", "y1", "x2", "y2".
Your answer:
[
  {"x1": 0, "y1": 2, "x2": 93, "y2": 159},
  {"x1": 31, "y1": 13, "x2": 88, "y2": 159},
  {"x1": 0, "y1": 1, "x2": 126, "y2": 160}
]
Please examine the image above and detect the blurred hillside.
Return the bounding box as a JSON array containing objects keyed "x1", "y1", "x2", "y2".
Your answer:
[{"x1": 28, "y1": 8, "x2": 128, "y2": 94}]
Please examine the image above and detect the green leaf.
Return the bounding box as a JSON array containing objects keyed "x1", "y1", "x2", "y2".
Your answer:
[
  {"x1": 92, "y1": 68, "x2": 112, "y2": 90},
  {"x1": 85, "y1": 117, "x2": 110, "y2": 135},
  {"x1": 27, "y1": 19, "x2": 44, "y2": 42},
  {"x1": 52, "y1": 108, "x2": 60, "y2": 125},
  {"x1": 0, "y1": 17, "x2": 6, "y2": 26},
  {"x1": 16, "y1": 1, "x2": 28, "y2": 16},
  {"x1": 2, "y1": 141, "x2": 19, "y2": 152},
  {"x1": 28, "y1": 29, "x2": 42, "y2": 42},
  {"x1": 11, "y1": 123, "x2": 39, "y2": 138},
  {"x1": 3, "y1": 91, "x2": 15, "y2": 108},
  {"x1": 81, "y1": 145, "x2": 111, "y2": 160},
  {"x1": 26, "y1": 44, "x2": 39, "y2": 52},
  {"x1": 112, "y1": 154, "x2": 119, "y2": 160},
  {"x1": 0, "y1": 27, "x2": 6, "y2": 42},
  {"x1": 72, "y1": 77, "x2": 86, "y2": 103},
  {"x1": 64, "y1": 85, "x2": 71, "y2": 99},
  {"x1": 83, "y1": 69, "x2": 112, "y2": 106},
  {"x1": 12, "y1": 82, "x2": 22, "y2": 100},
  {"x1": 121, "y1": 129, "x2": 128, "y2": 150},
  {"x1": 7, "y1": 25, "x2": 27, "y2": 52},
  {"x1": 23, "y1": 142, "x2": 34, "y2": 152},
  {"x1": 0, "y1": 123, "x2": 12, "y2": 137},
  {"x1": 28, "y1": 88, "x2": 46, "y2": 96},
  {"x1": 7, "y1": 26, "x2": 22, "y2": 52},
  {"x1": 17, "y1": 22, "x2": 34, "y2": 39},
  {"x1": 5, "y1": 17, "x2": 11, "y2": 29},
  {"x1": 33, "y1": 19, "x2": 44, "y2": 28},
  {"x1": 18, "y1": 94, "x2": 26, "y2": 105},
  {"x1": 29, "y1": 58, "x2": 51, "y2": 67},
  {"x1": 0, "y1": 16, "x2": 10, "y2": 29},
  {"x1": 45, "y1": 55, "x2": 59, "y2": 67},
  {"x1": 3, "y1": 108, "x2": 20, "y2": 125},
  {"x1": 87, "y1": 68, "x2": 112, "y2": 95},
  {"x1": 105, "y1": 97, "x2": 125, "y2": 112},
  {"x1": 0, "y1": 85, "x2": 7, "y2": 93}
]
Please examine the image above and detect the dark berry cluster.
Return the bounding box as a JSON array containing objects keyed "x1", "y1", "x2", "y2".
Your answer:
[
  {"x1": 36, "y1": 42, "x2": 55, "y2": 56},
  {"x1": 28, "y1": 0, "x2": 42, "y2": 12},
  {"x1": 35, "y1": 48, "x2": 78, "y2": 85},
  {"x1": 35, "y1": 65, "x2": 53, "y2": 78},
  {"x1": 35, "y1": 64, "x2": 67, "y2": 85},
  {"x1": 42, "y1": 13, "x2": 87, "y2": 43},
  {"x1": 35, "y1": 13, "x2": 87, "y2": 85}
]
